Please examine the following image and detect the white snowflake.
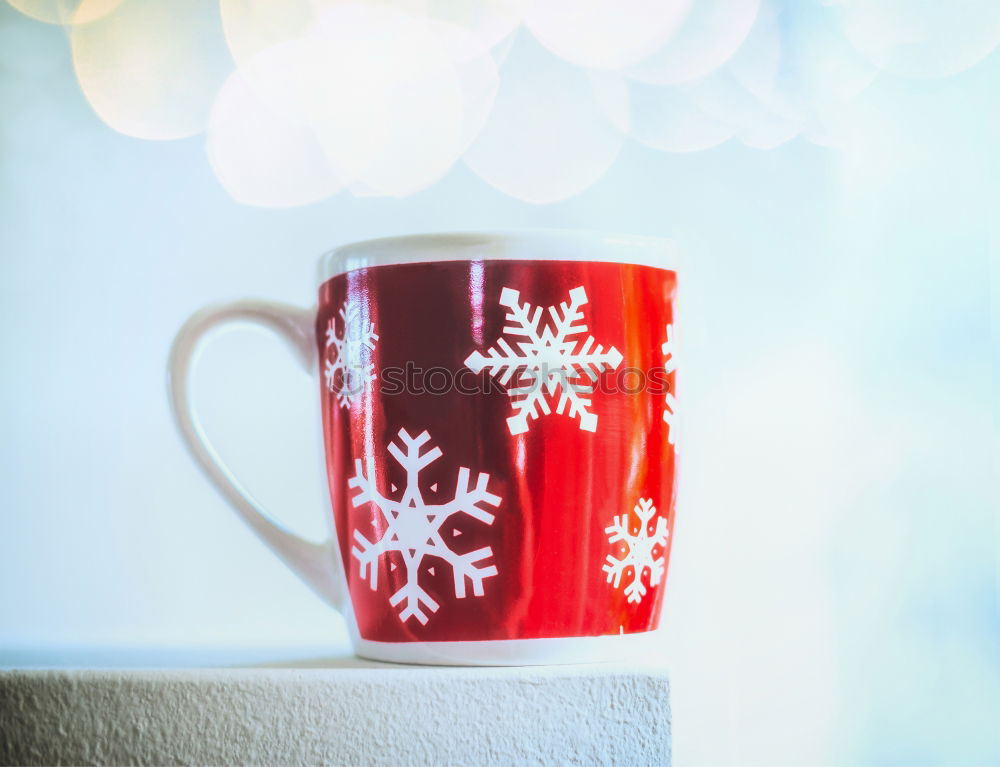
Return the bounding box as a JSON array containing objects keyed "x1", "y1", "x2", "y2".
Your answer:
[
  {"x1": 663, "y1": 392, "x2": 679, "y2": 448},
  {"x1": 662, "y1": 323, "x2": 676, "y2": 374},
  {"x1": 603, "y1": 498, "x2": 669, "y2": 604},
  {"x1": 662, "y1": 323, "x2": 678, "y2": 448},
  {"x1": 349, "y1": 428, "x2": 502, "y2": 625},
  {"x1": 325, "y1": 300, "x2": 378, "y2": 408},
  {"x1": 464, "y1": 285, "x2": 623, "y2": 435}
]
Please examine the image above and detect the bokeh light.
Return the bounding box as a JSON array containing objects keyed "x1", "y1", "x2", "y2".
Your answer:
[
  {"x1": 70, "y1": 0, "x2": 232, "y2": 140},
  {"x1": 691, "y1": 72, "x2": 801, "y2": 150},
  {"x1": 726, "y1": 0, "x2": 782, "y2": 103},
  {"x1": 219, "y1": 0, "x2": 315, "y2": 67},
  {"x1": 776, "y1": 4, "x2": 878, "y2": 147},
  {"x1": 206, "y1": 52, "x2": 344, "y2": 208},
  {"x1": 4, "y1": 0, "x2": 122, "y2": 25},
  {"x1": 426, "y1": 19, "x2": 501, "y2": 155},
  {"x1": 250, "y1": 4, "x2": 473, "y2": 197},
  {"x1": 602, "y1": 77, "x2": 735, "y2": 153},
  {"x1": 834, "y1": 0, "x2": 1000, "y2": 79},
  {"x1": 627, "y1": 0, "x2": 760, "y2": 85},
  {"x1": 782, "y1": 4, "x2": 876, "y2": 107},
  {"x1": 524, "y1": 0, "x2": 690, "y2": 70},
  {"x1": 381, "y1": 0, "x2": 527, "y2": 57},
  {"x1": 0, "y1": 0, "x2": 991, "y2": 203},
  {"x1": 463, "y1": 33, "x2": 626, "y2": 203}
]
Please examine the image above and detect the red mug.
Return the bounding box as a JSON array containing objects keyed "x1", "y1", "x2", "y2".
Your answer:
[{"x1": 170, "y1": 231, "x2": 678, "y2": 665}]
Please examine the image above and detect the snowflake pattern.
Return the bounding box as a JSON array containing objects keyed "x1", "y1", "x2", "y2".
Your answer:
[
  {"x1": 663, "y1": 392, "x2": 678, "y2": 448},
  {"x1": 603, "y1": 498, "x2": 669, "y2": 604},
  {"x1": 662, "y1": 323, "x2": 676, "y2": 374},
  {"x1": 325, "y1": 300, "x2": 378, "y2": 408},
  {"x1": 464, "y1": 285, "x2": 624, "y2": 435},
  {"x1": 662, "y1": 323, "x2": 678, "y2": 448},
  {"x1": 349, "y1": 428, "x2": 502, "y2": 625}
]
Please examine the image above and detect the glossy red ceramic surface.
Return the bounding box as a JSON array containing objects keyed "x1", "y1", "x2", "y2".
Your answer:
[{"x1": 318, "y1": 259, "x2": 677, "y2": 643}]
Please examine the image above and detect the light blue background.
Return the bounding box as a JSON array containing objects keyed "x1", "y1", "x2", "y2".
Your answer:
[{"x1": 1, "y1": 5, "x2": 997, "y2": 764}]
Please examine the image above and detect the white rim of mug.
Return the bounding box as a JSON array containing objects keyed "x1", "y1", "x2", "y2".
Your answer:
[{"x1": 317, "y1": 230, "x2": 677, "y2": 283}]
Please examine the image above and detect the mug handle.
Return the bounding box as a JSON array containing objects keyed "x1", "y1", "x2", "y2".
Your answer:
[{"x1": 167, "y1": 299, "x2": 346, "y2": 611}]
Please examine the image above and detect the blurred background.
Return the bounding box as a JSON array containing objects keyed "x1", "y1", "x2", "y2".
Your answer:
[{"x1": 0, "y1": 0, "x2": 997, "y2": 764}]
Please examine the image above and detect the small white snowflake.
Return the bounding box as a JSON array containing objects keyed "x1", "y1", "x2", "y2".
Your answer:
[
  {"x1": 662, "y1": 323, "x2": 676, "y2": 374},
  {"x1": 603, "y1": 498, "x2": 668, "y2": 604},
  {"x1": 663, "y1": 392, "x2": 678, "y2": 448},
  {"x1": 661, "y1": 323, "x2": 678, "y2": 448},
  {"x1": 349, "y1": 428, "x2": 502, "y2": 625},
  {"x1": 325, "y1": 300, "x2": 378, "y2": 408},
  {"x1": 464, "y1": 285, "x2": 623, "y2": 435}
]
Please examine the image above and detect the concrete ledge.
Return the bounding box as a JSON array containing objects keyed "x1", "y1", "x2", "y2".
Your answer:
[{"x1": 0, "y1": 657, "x2": 670, "y2": 766}]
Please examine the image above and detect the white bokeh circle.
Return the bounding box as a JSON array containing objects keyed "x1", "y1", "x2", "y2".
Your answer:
[
  {"x1": 628, "y1": 0, "x2": 761, "y2": 85},
  {"x1": 464, "y1": 34, "x2": 626, "y2": 203},
  {"x1": 610, "y1": 78, "x2": 736, "y2": 153},
  {"x1": 71, "y1": 0, "x2": 232, "y2": 140},
  {"x1": 5, "y1": 0, "x2": 124, "y2": 25},
  {"x1": 219, "y1": 0, "x2": 315, "y2": 67},
  {"x1": 835, "y1": 0, "x2": 1000, "y2": 80},
  {"x1": 525, "y1": 0, "x2": 691, "y2": 70},
  {"x1": 384, "y1": 0, "x2": 528, "y2": 57},
  {"x1": 7, "y1": 0, "x2": 996, "y2": 206},
  {"x1": 206, "y1": 53, "x2": 344, "y2": 208},
  {"x1": 234, "y1": 4, "x2": 493, "y2": 197}
]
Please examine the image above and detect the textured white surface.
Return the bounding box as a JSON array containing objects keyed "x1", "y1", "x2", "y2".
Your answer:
[{"x1": 0, "y1": 656, "x2": 670, "y2": 766}]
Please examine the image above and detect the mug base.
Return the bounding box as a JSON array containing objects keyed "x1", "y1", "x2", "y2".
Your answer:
[{"x1": 353, "y1": 632, "x2": 664, "y2": 667}]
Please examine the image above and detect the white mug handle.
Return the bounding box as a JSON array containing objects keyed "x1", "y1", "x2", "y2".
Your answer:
[{"x1": 167, "y1": 299, "x2": 345, "y2": 611}]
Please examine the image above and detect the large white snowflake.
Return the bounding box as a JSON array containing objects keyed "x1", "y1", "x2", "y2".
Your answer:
[
  {"x1": 325, "y1": 300, "x2": 378, "y2": 409},
  {"x1": 349, "y1": 428, "x2": 502, "y2": 625},
  {"x1": 603, "y1": 498, "x2": 669, "y2": 604},
  {"x1": 464, "y1": 285, "x2": 623, "y2": 435},
  {"x1": 662, "y1": 323, "x2": 678, "y2": 448}
]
